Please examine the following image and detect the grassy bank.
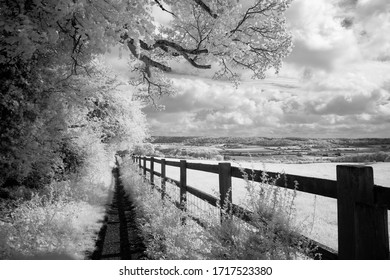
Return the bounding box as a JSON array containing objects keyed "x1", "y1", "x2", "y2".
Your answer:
[
  {"x1": 119, "y1": 156, "x2": 311, "y2": 260},
  {"x1": 0, "y1": 141, "x2": 113, "y2": 260}
]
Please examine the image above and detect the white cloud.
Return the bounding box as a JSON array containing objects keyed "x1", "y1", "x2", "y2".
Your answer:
[
  {"x1": 102, "y1": 0, "x2": 390, "y2": 138},
  {"x1": 144, "y1": 73, "x2": 390, "y2": 137},
  {"x1": 353, "y1": 1, "x2": 390, "y2": 61},
  {"x1": 285, "y1": 0, "x2": 360, "y2": 70}
]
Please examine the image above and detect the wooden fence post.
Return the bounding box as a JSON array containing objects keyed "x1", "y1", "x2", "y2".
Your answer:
[
  {"x1": 219, "y1": 162, "x2": 232, "y2": 221},
  {"x1": 150, "y1": 157, "x2": 154, "y2": 186},
  {"x1": 337, "y1": 165, "x2": 389, "y2": 259},
  {"x1": 143, "y1": 156, "x2": 146, "y2": 178},
  {"x1": 138, "y1": 156, "x2": 141, "y2": 172},
  {"x1": 180, "y1": 160, "x2": 187, "y2": 223},
  {"x1": 161, "y1": 159, "x2": 166, "y2": 200}
]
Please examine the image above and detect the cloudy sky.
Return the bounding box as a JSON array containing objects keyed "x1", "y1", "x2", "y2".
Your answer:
[{"x1": 106, "y1": 0, "x2": 390, "y2": 138}]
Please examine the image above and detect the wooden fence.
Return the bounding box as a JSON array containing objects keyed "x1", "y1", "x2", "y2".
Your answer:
[{"x1": 132, "y1": 155, "x2": 390, "y2": 260}]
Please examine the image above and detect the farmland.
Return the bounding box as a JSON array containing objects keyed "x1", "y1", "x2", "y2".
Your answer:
[
  {"x1": 151, "y1": 136, "x2": 390, "y2": 163},
  {"x1": 141, "y1": 136, "x2": 390, "y2": 251},
  {"x1": 142, "y1": 158, "x2": 390, "y2": 251}
]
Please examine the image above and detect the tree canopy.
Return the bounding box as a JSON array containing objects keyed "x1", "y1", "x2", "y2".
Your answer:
[
  {"x1": 0, "y1": 0, "x2": 292, "y2": 189},
  {"x1": 1, "y1": 0, "x2": 292, "y2": 96}
]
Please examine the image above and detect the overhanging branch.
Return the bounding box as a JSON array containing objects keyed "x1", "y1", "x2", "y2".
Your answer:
[
  {"x1": 154, "y1": 0, "x2": 176, "y2": 17},
  {"x1": 192, "y1": 0, "x2": 218, "y2": 18},
  {"x1": 127, "y1": 39, "x2": 172, "y2": 76},
  {"x1": 125, "y1": 36, "x2": 211, "y2": 72}
]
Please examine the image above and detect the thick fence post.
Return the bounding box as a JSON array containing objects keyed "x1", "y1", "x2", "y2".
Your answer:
[
  {"x1": 143, "y1": 156, "x2": 146, "y2": 178},
  {"x1": 138, "y1": 156, "x2": 141, "y2": 171},
  {"x1": 161, "y1": 159, "x2": 166, "y2": 200},
  {"x1": 337, "y1": 165, "x2": 389, "y2": 259},
  {"x1": 180, "y1": 160, "x2": 187, "y2": 223},
  {"x1": 219, "y1": 162, "x2": 232, "y2": 220},
  {"x1": 150, "y1": 157, "x2": 154, "y2": 186}
]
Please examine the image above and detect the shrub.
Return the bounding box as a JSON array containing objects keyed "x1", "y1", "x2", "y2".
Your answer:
[
  {"x1": 0, "y1": 131, "x2": 113, "y2": 260},
  {"x1": 0, "y1": 181, "x2": 106, "y2": 259},
  {"x1": 331, "y1": 152, "x2": 390, "y2": 163},
  {"x1": 133, "y1": 143, "x2": 155, "y2": 156},
  {"x1": 214, "y1": 155, "x2": 224, "y2": 161}
]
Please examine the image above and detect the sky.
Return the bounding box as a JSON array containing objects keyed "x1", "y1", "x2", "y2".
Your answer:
[{"x1": 105, "y1": 0, "x2": 390, "y2": 138}]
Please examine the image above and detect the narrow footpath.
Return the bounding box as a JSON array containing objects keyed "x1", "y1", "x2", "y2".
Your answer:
[{"x1": 89, "y1": 166, "x2": 147, "y2": 260}]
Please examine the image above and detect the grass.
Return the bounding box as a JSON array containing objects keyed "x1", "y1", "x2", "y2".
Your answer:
[
  {"x1": 146, "y1": 157, "x2": 390, "y2": 250},
  {"x1": 0, "y1": 138, "x2": 113, "y2": 260},
  {"x1": 120, "y1": 156, "x2": 312, "y2": 259},
  {"x1": 120, "y1": 159, "x2": 212, "y2": 259}
]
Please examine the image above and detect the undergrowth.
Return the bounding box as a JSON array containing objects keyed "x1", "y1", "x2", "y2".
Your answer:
[
  {"x1": 120, "y1": 160, "x2": 213, "y2": 259},
  {"x1": 120, "y1": 156, "x2": 312, "y2": 260},
  {"x1": 0, "y1": 133, "x2": 113, "y2": 260}
]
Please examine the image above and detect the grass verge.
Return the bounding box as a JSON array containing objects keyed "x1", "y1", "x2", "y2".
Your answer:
[{"x1": 119, "y1": 156, "x2": 312, "y2": 260}]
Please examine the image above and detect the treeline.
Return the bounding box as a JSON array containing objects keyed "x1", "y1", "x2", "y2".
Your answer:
[
  {"x1": 0, "y1": 1, "x2": 149, "y2": 259},
  {"x1": 133, "y1": 143, "x2": 222, "y2": 160},
  {"x1": 0, "y1": 2, "x2": 149, "y2": 195},
  {"x1": 151, "y1": 136, "x2": 390, "y2": 148},
  {"x1": 331, "y1": 152, "x2": 390, "y2": 163}
]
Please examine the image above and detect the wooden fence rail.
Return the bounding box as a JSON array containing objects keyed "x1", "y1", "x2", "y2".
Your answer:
[{"x1": 131, "y1": 155, "x2": 390, "y2": 260}]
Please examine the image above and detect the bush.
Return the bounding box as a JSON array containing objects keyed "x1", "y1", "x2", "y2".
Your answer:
[
  {"x1": 133, "y1": 143, "x2": 156, "y2": 156},
  {"x1": 332, "y1": 152, "x2": 390, "y2": 163},
  {"x1": 0, "y1": 130, "x2": 113, "y2": 260},
  {"x1": 0, "y1": 182, "x2": 106, "y2": 259},
  {"x1": 214, "y1": 155, "x2": 224, "y2": 161}
]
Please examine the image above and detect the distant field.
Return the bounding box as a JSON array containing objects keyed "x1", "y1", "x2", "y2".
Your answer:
[
  {"x1": 143, "y1": 158, "x2": 390, "y2": 251},
  {"x1": 223, "y1": 147, "x2": 272, "y2": 153}
]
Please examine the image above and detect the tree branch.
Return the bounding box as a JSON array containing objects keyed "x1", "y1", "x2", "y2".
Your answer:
[
  {"x1": 125, "y1": 36, "x2": 211, "y2": 71},
  {"x1": 126, "y1": 39, "x2": 172, "y2": 76},
  {"x1": 139, "y1": 39, "x2": 209, "y2": 55},
  {"x1": 192, "y1": 0, "x2": 218, "y2": 18},
  {"x1": 154, "y1": 0, "x2": 176, "y2": 17}
]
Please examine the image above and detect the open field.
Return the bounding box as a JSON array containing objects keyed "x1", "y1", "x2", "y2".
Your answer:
[
  {"x1": 142, "y1": 158, "x2": 390, "y2": 251},
  {"x1": 152, "y1": 136, "x2": 390, "y2": 163}
]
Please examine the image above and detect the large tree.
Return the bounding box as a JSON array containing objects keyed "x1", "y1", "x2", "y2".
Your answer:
[
  {"x1": 0, "y1": 0, "x2": 292, "y2": 188},
  {"x1": 1, "y1": 0, "x2": 292, "y2": 97}
]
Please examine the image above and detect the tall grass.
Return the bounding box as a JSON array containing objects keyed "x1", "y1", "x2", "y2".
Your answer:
[
  {"x1": 0, "y1": 132, "x2": 113, "y2": 260},
  {"x1": 120, "y1": 159, "x2": 213, "y2": 259},
  {"x1": 120, "y1": 156, "x2": 311, "y2": 260}
]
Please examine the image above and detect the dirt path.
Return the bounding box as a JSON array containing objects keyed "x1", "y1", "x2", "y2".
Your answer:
[{"x1": 89, "y1": 167, "x2": 147, "y2": 260}]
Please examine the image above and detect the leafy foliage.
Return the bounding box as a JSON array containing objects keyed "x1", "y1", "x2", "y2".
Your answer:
[
  {"x1": 0, "y1": 0, "x2": 294, "y2": 258},
  {"x1": 0, "y1": 0, "x2": 294, "y2": 188},
  {"x1": 1, "y1": 0, "x2": 293, "y2": 99}
]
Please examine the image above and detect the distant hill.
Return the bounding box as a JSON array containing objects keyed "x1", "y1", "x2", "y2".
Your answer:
[{"x1": 150, "y1": 136, "x2": 390, "y2": 148}]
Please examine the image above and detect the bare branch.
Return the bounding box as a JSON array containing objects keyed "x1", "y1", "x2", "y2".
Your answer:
[{"x1": 154, "y1": 0, "x2": 176, "y2": 17}]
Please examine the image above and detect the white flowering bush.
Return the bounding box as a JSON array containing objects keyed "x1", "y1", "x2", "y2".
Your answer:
[{"x1": 0, "y1": 134, "x2": 113, "y2": 259}]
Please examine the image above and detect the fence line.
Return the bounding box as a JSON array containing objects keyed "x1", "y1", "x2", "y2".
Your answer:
[{"x1": 131, "y1": 155, "x2": 390, "y2": 260}]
